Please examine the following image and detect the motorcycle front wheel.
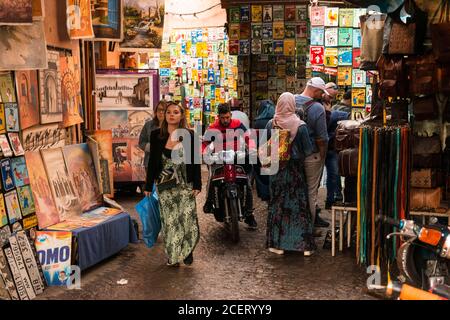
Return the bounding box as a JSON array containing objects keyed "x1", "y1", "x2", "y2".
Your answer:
[{"x1": 225, "y1": 196, "x2": 240, "y2": 243}]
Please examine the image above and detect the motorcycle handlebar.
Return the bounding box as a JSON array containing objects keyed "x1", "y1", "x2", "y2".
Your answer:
[{"x1": 376, "y1": 215, "x2": 401, "y2": 229}]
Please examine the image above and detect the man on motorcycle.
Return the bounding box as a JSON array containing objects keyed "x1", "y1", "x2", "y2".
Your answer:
[{"x1": 202, "y1": 103, "x2": 258, "y2": 229}]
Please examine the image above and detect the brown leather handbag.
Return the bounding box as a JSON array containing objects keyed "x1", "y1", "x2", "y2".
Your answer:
[
  {"x1": 338, "y1": 148, "x2": 359, "y2": 177},
  {"x1": 377, "y1": 55, "x2": 408, "y2": 98},
  {"x1": 410, "y1": 187, "x2": 442, "y2": 210},
  {"x1": 411, "y1": 169, "x2": 441, "y2": 188},
  {"x1": 412, "y1": 135, "x2": 442, "y2": 155},
  {"x1": 413, "y1": 95, "x2": 438, "y2": 121},
  {"x1": 335, "y1": 121, "x2": 361, "y2": 152},
  {"x1": 407, "y1": 53, "x2": 437, "y2": 96},
  {"x1": 360, "y1": 14, "x2": 387, "y2": 70}
]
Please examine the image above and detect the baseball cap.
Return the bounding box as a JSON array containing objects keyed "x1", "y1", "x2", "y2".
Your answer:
[
  {"x1": 307, "y1": 77, "x2": 330, "y2": 95},
  {"x1": 325, "y1": 82, "x2": 339, "y2": 90}
]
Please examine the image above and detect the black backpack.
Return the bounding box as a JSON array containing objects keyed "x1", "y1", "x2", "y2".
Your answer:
[{"x1": 295, "y1": 98, "x2": 315, "y2": 123}]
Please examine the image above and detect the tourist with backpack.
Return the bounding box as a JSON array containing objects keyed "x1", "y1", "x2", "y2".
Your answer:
[
  {"x1": 295, "y1": 78, "x2": 330, "y2": 234},
  {"x1": 264, "y1": 92, "x2": 316, "y2": 256}
]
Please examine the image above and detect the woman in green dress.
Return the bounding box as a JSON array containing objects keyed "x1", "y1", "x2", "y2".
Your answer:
[{"x1": 144, "y1": 102, "x2": 202, "y2": 266}]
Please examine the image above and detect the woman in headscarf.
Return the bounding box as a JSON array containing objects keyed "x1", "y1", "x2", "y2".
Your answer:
[{"x1": 265, "y1": 92, "x2": 316, "y2": 256}]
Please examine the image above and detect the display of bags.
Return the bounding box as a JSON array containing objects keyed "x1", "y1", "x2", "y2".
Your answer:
[
  {"x1": 377, "y1": 55, "x2": 408, "y2": 98},
  {"x1": 335, "y1": 120, "x2": 361, "y2": 152},
  {"x1": 338, "y1": 148, "x2": 359, "y2": 177},
  {"x1": 360, "y1": 14, "x2": 387, "y2": 70},
  {"x1": 431, "y1": 0, "x2": 450, "y2": 63},
  {"x1": 411, "y1": 169, "x2": 441, "y2": 188},
  {"x1": 407, "y1": 53, "x2": 437, "y2": 96},
  {"x1": 412, "y1": 135, "x2": 441, "y2": 155},
  {"x1": 412, "y1": 95, "x2": 438, "y2": 121},
  {"x1": 382, "y1": 0, "x2": 427, "y2": 55},
  {"x1": 413, "y1": 154, "x2": 442, "y2": 169},
  {"x1": 389, "y1": 99, "x2": 409, "y2": 121},
  {"x1": 410, "y1": 187, "x2": 442, "y2": 209}
]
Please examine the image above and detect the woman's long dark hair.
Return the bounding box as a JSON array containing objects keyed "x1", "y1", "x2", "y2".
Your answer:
[
  {"x1": 159, "y1": 102, "x2": 188, "y2": 139},
  {"x1": 153, "y1": 100, "x2": 168, "y2": 128}
]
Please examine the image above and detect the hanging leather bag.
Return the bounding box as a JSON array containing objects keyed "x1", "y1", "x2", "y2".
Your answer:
[
  {"x1": 377, "y1": 55, "x2": 408, "y2": 99},
  {"x1": 338, "y1": 148, "x2": 359, "y2": 177},
  {"x1": 411, "y1": 169, "x2": 441, "y2": 188},
  {"x1": 389, "y1": 99, "x2": 409, "y2": 121},
  {"x1": 412, "y1": 95, "x2": 439, "y2": 121},
  {"x1": 410, "y1": 187, "x2": 442, "y2": 210},
  {"x1": 360, "y1": 14, "x2": 387, "y2": 70},
  {"x1": 412, "y1": 135, "x2": 442, "y2": 155},
  {"x1": 335, "y1": 121, "x2": 361, "y2": 152},
  {"x1": 407, "y1": 53, "x2": 437, "y2": 96},
  {"x1": 431, "y1": 0, "x2": 450, "y2": 63}
]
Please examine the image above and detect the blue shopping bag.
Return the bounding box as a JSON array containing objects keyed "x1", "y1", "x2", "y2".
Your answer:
[{"x1": 135, "y1": 184, "x2": 161, "y2": 248}]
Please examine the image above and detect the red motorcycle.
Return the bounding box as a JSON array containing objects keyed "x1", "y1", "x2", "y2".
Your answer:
[{"x1": 208, "y1": 150, "x2": 250, "y2": 243}]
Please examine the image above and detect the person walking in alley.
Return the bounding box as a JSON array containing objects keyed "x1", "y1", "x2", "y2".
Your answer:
[
  {"x1": 323, "y1": 83, "x2": 350, "y2": 209},
  {"x1": 138, "y1": 100, "x2": 168, "y2": 169},
  {"x1": 144, "y1": 102, "x2": 201, "y2": 267},
  {"x1": 265, "y1": 92, "x2": 316, "y2": 256},
  {"x1": 295, "y1": 77, "x2": 330, "y2": 232}
]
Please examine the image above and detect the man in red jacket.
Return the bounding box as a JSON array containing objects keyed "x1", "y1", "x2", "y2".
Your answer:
[{"x1": 202, "y1": 103, "x2": 257, "y2": 229}]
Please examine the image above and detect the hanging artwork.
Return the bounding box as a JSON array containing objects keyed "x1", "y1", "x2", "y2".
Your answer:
[
  {"x1": 0, "y1": 104, "x2": 5, "y2": 133},
  {"x1": 17, "y1": 185, "x2": 35, "y2": 217},
  {"x1": 0, "y1": 21, "x2": 48, "y2": 71},
  {"x1": 310, "y1": 46, "x2": 324, "y2": 65},
  {"x1": 325, "y1": 28, "x2": 338, "y2": 47},
  {"x1": 251, "y1": 5, "x2": 262, "y2": 22},
  {"x1": 0, "y1": 72, "x2": 17, "y2": 103},
  {"x1": 62, "y1": 143, "x2": 102, "y2": 212},
  {"x1": 92, "y1": 0, "x2": 123, "y2": 41},
  {"x1": 352, "y1": 69, "x2": 367, "y2": 87},
  {"x1": 4, "y1": 190, "x2": 22, "y2": 224},
  {"x1": 25, "y1": 151, "x2": 60, "y2": 229},
  {"x1": 263, "y1": 5, "x2": 272, "y2": 22},
  {"x1": 39, "y1": 50, "x2": 62, "y2": 124},
  {"x1": 0, "y1": 195, "x2": 7, "y2": 227},
  {"x1": 240, "y1": 5, "x2": 249, "y2": 22},
  {"x1": 15, "y1": 70, "x2": 40, "y2": 130},
  {"x1": 60, "y1": 56, "x2": 83, "y2": 127},
  {"x1": 352, "y1": 88, "x2": 366, "y2": 107},
  {"x1": 129, "y1": 139, "x2": 146, "y2": 182},
  {"x1": 353, "y1": 8, "x2": 367, "y2": 28},
  {"x1": 285, "y1": 5, "x2": 296, "y2": 21},
  {"x1": 338, "y1": 47, "x2": 353, "y2": 66},
  {"x1": 128, "y1": 110, "x2": 151, "y2": 137},
  {"x1": 353, "y1": 48, "x2": 361, "y2": 68},
  {"x1": 66, "y1": 0, "x2": 94, "y2": 39},
  {"x1": 0, "y1": 134, "x2": 13, "y2": 157},
  {"x1": 353, "y1": 29, "x2": 362, "y2": 48},
  {"x1": 1, "y1": 158, "x2": 15, "y2": 191},
  {"x1": 5, "y1": 103, "x2": 19, "y2": 132},
  {"x1": 272, "y1": 5, "x2": 284, "y2": 22},
  {"x1": 324, "y1": 48, "x2": 339, "y2": 68},
  {"x1": 120, "y1": 0, "x2": 164, "y2": 50},
  {"x1": 338, "y1": 28, "x2": 353, "y2": 47},
  {"x1": 32, "y1": 0, "x2": 44, "y2": 19},
  {"x1": 41, "y1": 148, "x2": 82, "y2": 220},
  {"x1": 95, "y1": 72, "x2": 155, "y2": 110},
  {"x1": 10, "y1": 157, "x2": 30, "y2": 187},
  {"x1": 99, "y1": 111, "x2": 129, "y2": 137},
  {"x1": 22, "y1": 124, "x2": 66, "y2": 152},
  {"x1": 8, "y1": 133, "x2": 25, "y2": 156},
  {"x1": 325, "y1": 7, "x2": 339, "y2": 27},
  {"x1": 339, "y1": 8, "x2": 354, "y2": 27},
  {"x1": 35, "y1": 231, "x2": 72, "y2": 286},
  {"x1": 273, "y1": 22, "x2": 285, "y2": 39},
  {"x1": 0, "y1": 0, "x2": 32, "y2": 25},
  {"x1": 311, "y1": 27, "x2": 325, "y2": 46},
  {"x1": 338, "y1": 67, "x2": 352, "y2": 86}
]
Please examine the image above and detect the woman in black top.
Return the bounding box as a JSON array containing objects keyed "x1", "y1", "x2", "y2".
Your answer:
[{"x1": 144, "y1": 102, "x2": 201, "y2": 266}]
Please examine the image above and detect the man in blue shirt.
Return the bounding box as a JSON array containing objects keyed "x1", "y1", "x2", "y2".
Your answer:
[{"x1": 295, "y1": 77, "x2": 329, "y2": 231}]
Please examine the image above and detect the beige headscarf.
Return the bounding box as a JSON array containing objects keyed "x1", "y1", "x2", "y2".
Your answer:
[{"x1": 273, "y1": 92, "x2": 305, "y2": 141}]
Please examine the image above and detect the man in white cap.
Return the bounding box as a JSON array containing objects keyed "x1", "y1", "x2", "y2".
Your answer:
[{"x1": 295, "y1": 77, "x2": 330, "y2": 232}]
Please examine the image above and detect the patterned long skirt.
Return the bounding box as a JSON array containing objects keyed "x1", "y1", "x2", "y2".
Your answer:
[{"x1": 266, "y1": 159, "x2": 316, "y2": 252}]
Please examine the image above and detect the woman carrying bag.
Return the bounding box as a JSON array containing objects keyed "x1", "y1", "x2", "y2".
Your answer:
[
  {"x1": 265, "y1": 93, "x2": 316, "y2": 256},
  {"x1": 144, "y1": 102, "x2": 202, "y2": 266}
]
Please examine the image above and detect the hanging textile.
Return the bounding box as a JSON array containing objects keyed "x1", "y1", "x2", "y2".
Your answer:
[{"x1": 357, "y1": 124, "x2": 411, "y2": 269}]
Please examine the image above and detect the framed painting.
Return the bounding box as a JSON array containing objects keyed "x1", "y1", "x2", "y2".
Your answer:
[
  {"x1": 92, "y1": 0, "x2": 123, "y2": 41},
  {"x1": 66, "y1": 0, "x2": 94, "y2": 39},
  {"x1": 11, "y1": 156, "x2": 30, "y2": 187},
  {"x1": 8, "y1": 132, "x2": 25, "y2": 156},
  {"x1": 5, "y1": 103, "x2": 19, "y2": 132},
  {"x1": 60, "y1": 56, "x2": 83, "y2": 127},
  {"x1": 39, "y1": 50, "x2": 62, "y2": 124},
  {"x1": 120, "y1": 0, "x2": 164, "y2": 50},
  {"x1": 25, "y1": 151, "x2": 60, "y2": 229},
  {"x1": 15, "y1": 70, "x2": 40, "y2": 129},
  {"x1": 0, "y1": 0, "x2": 32, "y2": 25},
  {"x1": 22, "y1": 123, "x2": 66, "y2": 152},
  {"x1": 0, "y1": 71, "x2": 16, "y2": 103},
  {"x1": 17, "y1": 185, "x2": 35, "y2": 217},
  {"x1": 0, "y1": 21, "x2": 48, "y2": 71},
  {"x1": 40, "y1": 148, "x2": 82, "y2": 221}
]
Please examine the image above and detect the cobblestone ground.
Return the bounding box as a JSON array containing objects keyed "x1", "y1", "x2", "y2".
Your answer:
[{"x1": 40, "y1": 167, "x2": 375, "y2": 300}]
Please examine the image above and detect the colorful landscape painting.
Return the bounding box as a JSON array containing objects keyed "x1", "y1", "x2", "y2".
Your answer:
[
  {"x1": 120, "y1": 0, "x2": 165, "y2": 50},
  {"x1": 92, "y1": 0, "x2": 123, "y2": 41}
]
